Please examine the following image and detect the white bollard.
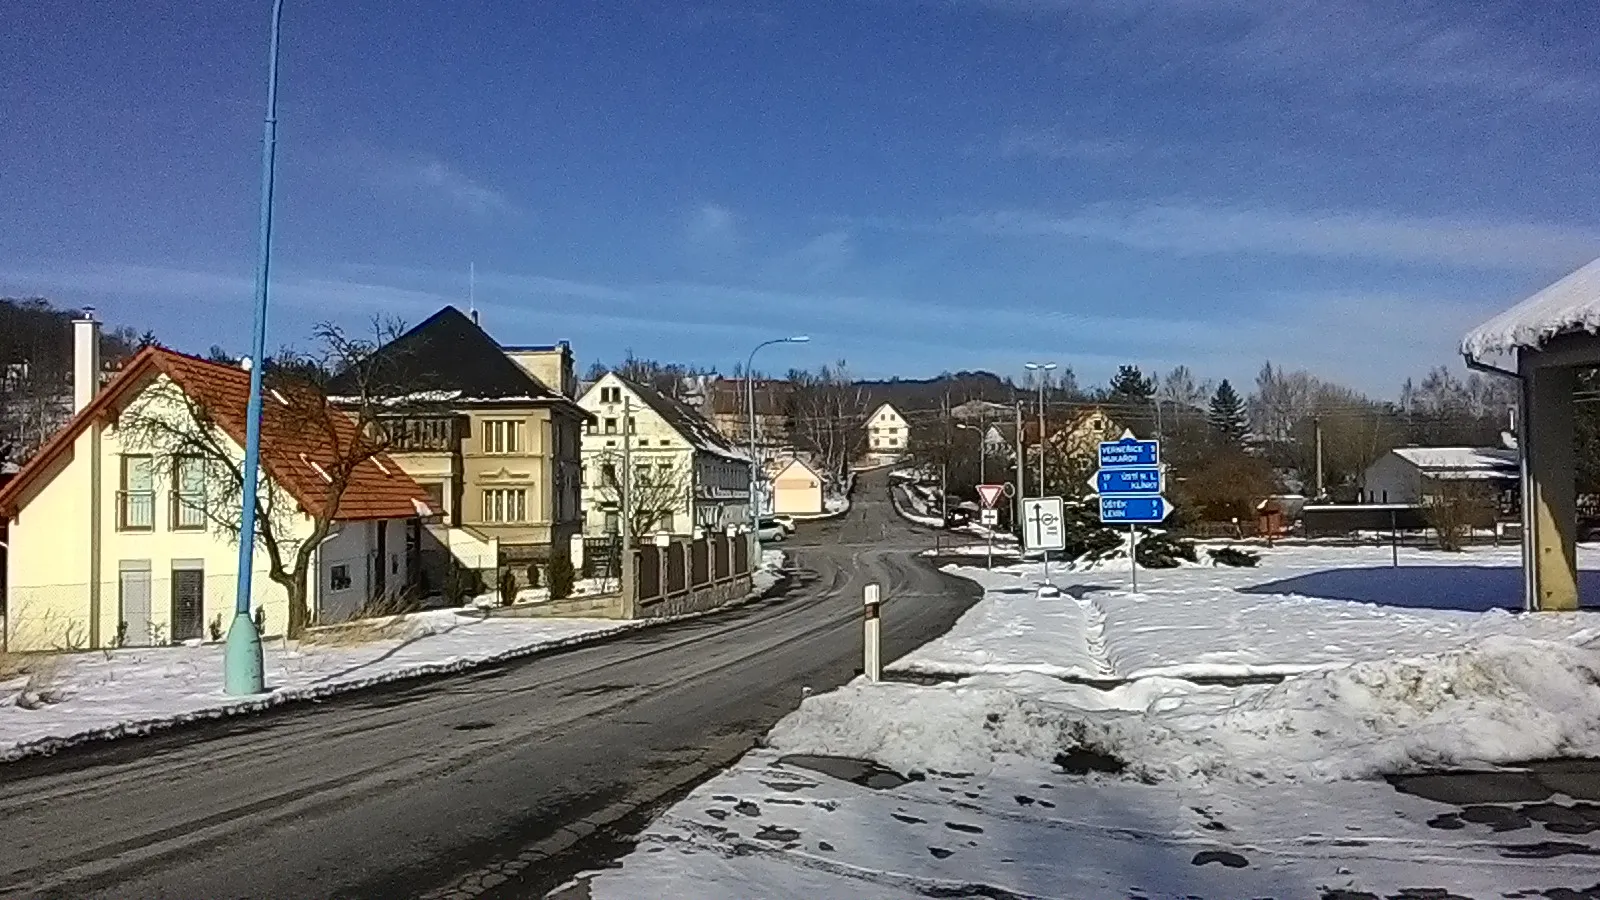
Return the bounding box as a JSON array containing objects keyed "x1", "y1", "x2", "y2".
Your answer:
[{"x1": 863, "y1": 583, "x2": 881, "y2": 682}]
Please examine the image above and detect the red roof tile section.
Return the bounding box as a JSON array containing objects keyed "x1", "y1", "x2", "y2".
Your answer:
[{"x1": 0, "y1": 347, "x2": 430, "y2": 522}]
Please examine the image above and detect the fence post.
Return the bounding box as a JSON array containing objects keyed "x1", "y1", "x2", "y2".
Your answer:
[{"x1": 863, "y1": 583, "x2": 881, "y2": 682}]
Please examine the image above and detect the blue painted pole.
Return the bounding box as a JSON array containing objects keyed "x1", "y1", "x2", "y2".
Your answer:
[{"x1": 225, "y1": 0, "x2": 284, "y2": 696}]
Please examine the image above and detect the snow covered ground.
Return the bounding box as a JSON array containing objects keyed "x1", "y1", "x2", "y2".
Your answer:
[
  {"x1": 0, "y1": 550, "x2": 786, "y2": 762},
  {"x1": 577, "y1": 542, "x2": 1600, "y2": 899}
]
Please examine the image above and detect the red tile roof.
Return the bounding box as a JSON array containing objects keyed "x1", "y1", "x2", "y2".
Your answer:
[{"x1": 0, "y1": 347, "x2": 431, "y2": 522}]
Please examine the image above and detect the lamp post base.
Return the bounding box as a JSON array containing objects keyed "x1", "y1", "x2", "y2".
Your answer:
[{"x1": 223, "y1": 611, "x2": 266, "y2": 695}]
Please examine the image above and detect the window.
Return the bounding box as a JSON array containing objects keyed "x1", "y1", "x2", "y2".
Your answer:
[
  {"x1": 172, "y1": 456, "x2": 206, "y2": 530},
  {"x1": 601, "y1": 386, "x2": 622, "y2": 404},
  {"x1": 422, "y1": 481, "x2": 447, "y2": 514},
  {"x1": 482, "y1": 420, "x2": 524, "y2": 454},
  {"x1": 330, "y1": 564, "x2": 352, "y2": 591},
  {"x1": 604, "y1": 417, "x2": 618, "y2": 434},
  {"x1": 119, "y1": 455, "x2": 155, "y2": 531},
  {"x1": 601, "y1": 461, "x2": 617, "y2": 485},
  {"x1": 626, "y1": 416, "x2": 637, "y2": 434},
  {"x1": 482, "y1": 488, "x2": 528, "y2": 523}
]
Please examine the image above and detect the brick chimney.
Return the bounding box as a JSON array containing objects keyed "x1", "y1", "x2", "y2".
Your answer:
[{"x1": 73, "y1": 307, "x2": 101, "y2": 414}]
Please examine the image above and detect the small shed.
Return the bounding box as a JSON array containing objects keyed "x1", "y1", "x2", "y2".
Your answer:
[
  {"x1": 1462, "y1": 255, "x2": 1600, "y2": 611},
  {"x1": 770, "y1": 457, "x2": 825, "y2": 516}
]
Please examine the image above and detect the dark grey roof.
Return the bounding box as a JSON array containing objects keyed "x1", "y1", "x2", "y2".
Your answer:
[
  {"x1": 620, "y1": 376, "x2": 747, "y2": 461},
  {"x1": 328, "y1": 306, "x2": 568, "y2": 407}
]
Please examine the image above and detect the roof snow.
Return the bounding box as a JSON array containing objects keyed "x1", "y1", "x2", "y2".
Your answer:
[
  {"x1": 1391, "y1": 446, "x2": 1518, "y2": 479},
  {"x1": 1462, "y1": 255, "x2": 1600, "y2": 359}
]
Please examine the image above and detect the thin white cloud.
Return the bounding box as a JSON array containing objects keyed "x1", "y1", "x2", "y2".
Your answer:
[
  {"x1": 968, "y1": 0, "x2": 1596, "y2": 105},
  {"x1": 868, "y1": 204, "x2": 1600, "y2": 271},
  {"x1": 685, "y1": 202, "x2": 740, "y2": 250},
  {"x1": 994, "y1": 131, "x2": 1149, "y2": 162},
  {"x1": 356, "y1": 151, "x2": 518, "y2": 217}
]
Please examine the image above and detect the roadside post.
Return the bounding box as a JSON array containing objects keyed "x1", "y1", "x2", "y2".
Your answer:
[
  {"x1": 863, "y1": 583, "x2": 881, "y2": 682},
  {"x1": 977, "y1": 484, "x2": 1005, "y2": 570},
  {"x1": 1021, "y1": 496, "x2": 1066, "y2": 587},
  {"x1": 1093, "y1": 432, "x2": 1173, "y2": 594}
]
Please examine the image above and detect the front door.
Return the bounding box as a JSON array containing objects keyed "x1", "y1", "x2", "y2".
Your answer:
[
  {"x1": 170, "y1": 564, "x2": 205, "y2": 643},
  {"x1": 118, "y1": 561, "x2": 152, "y2": 646}
]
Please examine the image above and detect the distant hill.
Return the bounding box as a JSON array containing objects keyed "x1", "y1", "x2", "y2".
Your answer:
[{"x1": 855, "y1": 370, "x2": 1018, "y2": 412}]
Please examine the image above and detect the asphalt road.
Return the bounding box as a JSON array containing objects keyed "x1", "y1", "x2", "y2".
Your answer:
[{"x1": 0, "y1": 469, "x2": 979, "y2": 900}]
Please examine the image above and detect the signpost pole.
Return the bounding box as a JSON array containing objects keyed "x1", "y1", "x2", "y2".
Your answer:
[{"x1": 1129, "y1": 524, "x2": 1137, "y2": 593}]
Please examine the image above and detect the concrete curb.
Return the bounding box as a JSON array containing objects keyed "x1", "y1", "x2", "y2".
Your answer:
[{"x1": 0, "y1": 558, "x2": 793, "y2": 765}]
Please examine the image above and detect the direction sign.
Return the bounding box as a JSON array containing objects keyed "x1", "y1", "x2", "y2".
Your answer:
[
  {"x1": 976, "y1": 484, "x2": 1006, "y2": 509},
  {"x1": 1098, "y1": 435, "x2": 1160, "y2": 468},
  {"x1": 1098, "y1": 495, "x2": 1173, "y2": 524},
  {"x1": 1091, "y1": 466, "x2": 1162, "y2": 495},
  {"x1": 1021, "y1": 497, "x2": 1066, "y2": 552}
]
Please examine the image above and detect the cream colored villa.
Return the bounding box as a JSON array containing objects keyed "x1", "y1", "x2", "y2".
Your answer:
[{"x1": 0, "y1": 316, "x2": 431, "y2": 651}]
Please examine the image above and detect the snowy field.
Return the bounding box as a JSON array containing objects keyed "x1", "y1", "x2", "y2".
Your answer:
[
  {"x1": 578, "y1": 543, "x2": 1600, "y2": 899},
  {"x1": 0, "y1": 551, "x2": 785, "y2": 762}
]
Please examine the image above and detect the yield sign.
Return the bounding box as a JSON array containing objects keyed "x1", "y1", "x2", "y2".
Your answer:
[{"x1": 976, "y1": 484, "x2": 1005, "y2": 509}]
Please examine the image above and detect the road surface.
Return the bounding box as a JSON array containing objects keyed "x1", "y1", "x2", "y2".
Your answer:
[{"x1": 0, "y1": 468, "x2": 978, "y2": 900}]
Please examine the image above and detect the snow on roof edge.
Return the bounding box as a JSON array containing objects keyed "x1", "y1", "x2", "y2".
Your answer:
[{"x1": 1461, "y1": 256, "x2": 1600, "y2": 359}]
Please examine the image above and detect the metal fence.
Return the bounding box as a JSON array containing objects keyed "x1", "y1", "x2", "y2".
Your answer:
[{"x1": 633, "y1": 533, "x2": 753, "y2": 607}]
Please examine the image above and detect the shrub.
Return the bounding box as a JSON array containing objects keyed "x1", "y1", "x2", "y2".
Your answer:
[
  {"x1": 208, "y1": 614, "x2": 224, "y2": 641},
  {"x1": 547, "y1": 554, "x2": 576, "y2": 601},
  {"x1": 445, "y1": 567, "x2": 488, "y2": 606},
  {"x1": 525, "y1": 562, "x2": 542, "y2": 589},
  {"x1": 253, "y1": 605, "x2": 267, "y2": 635},
  {"x1": 1208, "y1": 546, "x2": 1261, "y2": 568},
  {"x1": 1136, "y1": 531, "x2": 1198, "y2": 569}
]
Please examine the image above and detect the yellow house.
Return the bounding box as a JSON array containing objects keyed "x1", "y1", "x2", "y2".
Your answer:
[
  {"x1": 0, "y1": 317, "x2": 432, "y2": 651},
  {"x1": 770, "y1": 457, "x2": 825, "y2": 516},
  {"x1": 326, "y1": 307, "x2": 591, "y2": 588}
]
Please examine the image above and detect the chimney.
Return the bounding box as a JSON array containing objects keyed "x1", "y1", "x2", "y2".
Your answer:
[
  {"x1": 470, "y1": 309, "x2": 480, "y2": 327},
  {"x1": 73, "y1": 307, "x2": 101, "y2": 413}
]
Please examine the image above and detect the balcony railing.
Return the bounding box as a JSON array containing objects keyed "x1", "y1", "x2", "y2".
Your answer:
[
  {"x1": 171, "y1": 491, "x2": 207, "y2": 531},
  {"x1": 117, "y1": 491, "x2": 155, "y2": 531}
]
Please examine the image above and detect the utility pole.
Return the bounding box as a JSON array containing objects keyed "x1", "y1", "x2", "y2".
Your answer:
[
  {"x1": 1314, "y1": 415, "x2": 1325, "y2": 499},
  {"x1": 1036, "y1": 377, "x2": 1047, "y2": 496},
  {"x1": 620, "y1": 395, "x2": 635, "y2": 613}
]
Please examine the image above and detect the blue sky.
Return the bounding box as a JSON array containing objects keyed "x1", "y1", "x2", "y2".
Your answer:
[{"x1": 3, "y1": 0, "x2": 1598, "y2": 397}]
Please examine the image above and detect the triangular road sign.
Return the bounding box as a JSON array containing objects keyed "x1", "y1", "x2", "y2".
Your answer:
[{"x1": 976, "y1": 484, "x2": 1005, "y2": 509}]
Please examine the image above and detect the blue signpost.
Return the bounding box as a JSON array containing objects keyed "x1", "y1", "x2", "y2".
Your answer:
[{"x1": 1093, "y1": 432, "x2": 1175, "y2": 593}]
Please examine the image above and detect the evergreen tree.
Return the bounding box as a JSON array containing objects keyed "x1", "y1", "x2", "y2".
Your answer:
[
  {"x1": 1207, "y1": 379, "x2": 1248, "y2": 445},
  {"x1": 1106, "y1": 365, "x2": 1155, "y2": 404}
]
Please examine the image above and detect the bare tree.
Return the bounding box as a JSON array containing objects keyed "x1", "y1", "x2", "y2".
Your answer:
[
  {"x1": 1424, "y1": 480, "x2": 1497, "y2": 552},
  {"x1": 786, "y1": 361, "x2": 868, "y2": 480},
  {"x1": 592, "y1": 448, "x2": 693, "y2": 537},
  {"x1": 118, "y1": 320, "x2": 433, "y2": 637}
]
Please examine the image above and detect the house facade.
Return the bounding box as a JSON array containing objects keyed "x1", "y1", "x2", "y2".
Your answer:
[
  {"x1": 866, "y1": 403, "x2": 909, "y2": 463},
  {"x1": 328, "y1": 307, "x2": 590, "y2": 584},
  {"x1": 770, "y1": 457, "x2": 825, "y2": 515},
  {"x1": 0, "y1": 321, "x2": 430, "y2": 651},
  {"x1": 578, "y1": 373, "x2": 750, "y2": 536}
]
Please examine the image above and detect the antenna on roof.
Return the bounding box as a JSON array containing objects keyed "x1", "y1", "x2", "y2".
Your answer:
[{"x1": 469, "y1": 262, "x2": 479, "y2": 326}]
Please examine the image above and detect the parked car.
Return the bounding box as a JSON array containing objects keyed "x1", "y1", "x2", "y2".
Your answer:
[
  {"x1": 757, "y1": 517, "x2": 789, "y2": 542},
  {"x1": 772, "y1": 515, "x2": 797, "y2": 533}
]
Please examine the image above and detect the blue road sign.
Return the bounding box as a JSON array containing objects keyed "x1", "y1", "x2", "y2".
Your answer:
[
  {"x1": 1094, "y1": 466, "x2": 1162, "y2": 495},
  {"x1": 1099, "y1": 436, "x2": 1159, "y2": 468},
  {"x1": 1098, "y1": 495, "x2": 1172, "y2": 524}
]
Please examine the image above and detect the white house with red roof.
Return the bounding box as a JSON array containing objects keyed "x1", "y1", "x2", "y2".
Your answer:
[{"x1": 0, "y1": 313, "x2": 433, "y2": 651}]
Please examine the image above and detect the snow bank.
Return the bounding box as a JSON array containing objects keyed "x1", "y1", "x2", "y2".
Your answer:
[{"x1": 771, "y1": 636, "x2": 1600, "y2": 785}]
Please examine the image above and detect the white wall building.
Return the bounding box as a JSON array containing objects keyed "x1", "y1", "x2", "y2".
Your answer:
[
  {"x1": 866, "y1": 403, "x2": 909, "y2": 464},
  {"x1": 578, "y1": 374, "x2": 750, "y2": 536},
  {"x1": 1362, "y1": 446, "x2": 1519, "y2": 505}
]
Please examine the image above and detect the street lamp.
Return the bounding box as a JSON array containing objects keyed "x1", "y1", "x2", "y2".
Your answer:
[
  {"x1": 745, "y1": 336, "x2": 809, "y2": 561},
  {"x1": 226, "y1": 0, "x2": 285, "y2": 696},
  {"x1": 1023, "y1": 362, "x2": 1057, "y2": 498}
]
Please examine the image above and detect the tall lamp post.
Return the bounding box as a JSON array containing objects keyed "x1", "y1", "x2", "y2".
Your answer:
[
  {"x1": 1023, "y1": 362, "x2": 1057, "y2": 498},
  {"x1": 744, "y1": 336, "x2": 810, "y2": 562},
  {"x1": 226, "y1": 0, "x2": 285, "y2": 696}
]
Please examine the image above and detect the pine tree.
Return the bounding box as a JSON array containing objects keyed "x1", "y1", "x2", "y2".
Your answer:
[
  {"x1": 1207, "y1": 379, "x2": 1248, "y2": 446},
  {"x1": 1107, "y1": 365, "x2": 1155, "y2": 403}
]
